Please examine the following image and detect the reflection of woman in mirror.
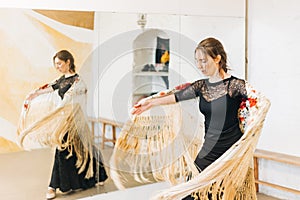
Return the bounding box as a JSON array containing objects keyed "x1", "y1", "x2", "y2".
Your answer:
[
  {"x1": 20, "y1": 50, "x2": 108, "y2": 199},
  {"x1": 132, "y1": 37, "x2": 265, "y2": 199}
]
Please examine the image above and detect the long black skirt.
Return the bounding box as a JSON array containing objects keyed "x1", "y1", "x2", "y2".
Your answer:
[
  {"x1": 182, "y1": 125, "x2": 243, "y2": 200},
  {"x1": 49, "y1": 147, "x2": 108, "y2": 192}
]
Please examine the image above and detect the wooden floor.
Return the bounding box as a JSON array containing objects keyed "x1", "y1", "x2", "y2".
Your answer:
[{"x1": 0, "y1": 146, "x2": 282, "y2": 200}]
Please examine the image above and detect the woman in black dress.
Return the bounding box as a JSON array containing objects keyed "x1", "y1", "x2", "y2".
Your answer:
[
  {"x1": 26, "y1": 50, "x2": 108, "y2": 199},
  {"x1": 131, "y1": 37, "x2": 248, "y2": 199}
]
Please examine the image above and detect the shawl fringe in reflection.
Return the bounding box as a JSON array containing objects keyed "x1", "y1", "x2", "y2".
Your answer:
[{"x1": 17, "y1": 78, "x2": 95, "y2": 179}]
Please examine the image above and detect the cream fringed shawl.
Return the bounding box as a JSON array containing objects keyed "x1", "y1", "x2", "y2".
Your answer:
[
  {"x1": 110, "y1": 83, "x2": 271, "y2": 200},
  {"x1": 151, "y1": 84, "x2": 271, "y2": 200},
  {"x1": 110, "y1": 99, "x2": 204, "y2": 189},
  {"x1": 17, "y1": 78, "x2": 95, "y2": 179}
]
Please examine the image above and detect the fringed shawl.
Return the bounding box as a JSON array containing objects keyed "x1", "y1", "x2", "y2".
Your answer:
[
  {"x1": 110, "y1": 82, "x2": 271, "y2": 200},
  {"x1": 17, "y1": 77, "x2": 95, "y2": 179},
  {"x1": 110, "y1": 100, "x2": 204, "y2": 189},
  {"x1": 151, "y1": 83, "x2": 271, "y2": 200}
]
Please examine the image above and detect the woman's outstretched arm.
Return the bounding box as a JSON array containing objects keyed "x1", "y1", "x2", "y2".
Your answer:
[
  {"x1": 131, "y1": 94, "x2": 176, "y2": 115},
  {"x1": 26, "y1": 86, "x2": 54, "y2": 101}
]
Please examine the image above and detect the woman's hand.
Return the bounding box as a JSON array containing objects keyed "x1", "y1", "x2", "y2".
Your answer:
[
  {"x1": 131, "y1": 93, "x2": 176, "y2": 115},
  {"x1": 131, "y1": 97, "x2": 153, "y2": 115}
]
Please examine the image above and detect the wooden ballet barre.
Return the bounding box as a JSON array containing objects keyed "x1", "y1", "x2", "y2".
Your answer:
[
  {"x1": 88, "y1": 117, "x2": 124, "y2": 149},
  {"x1": 253, "y1": 149, "x2": 300, "y2": 195}
]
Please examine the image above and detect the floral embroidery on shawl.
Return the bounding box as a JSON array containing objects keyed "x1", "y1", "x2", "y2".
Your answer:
[{"x1": 238, "y1": 83, "x2": 259, "y2": 133}]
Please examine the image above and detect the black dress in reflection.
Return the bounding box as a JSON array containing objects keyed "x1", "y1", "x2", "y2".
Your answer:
[
  {"x1": 49, "y1": 74, "x2": 108, "y2": 192},
  {"x1": 174, "y1": 76, "x2": 247, "y2": 171}
]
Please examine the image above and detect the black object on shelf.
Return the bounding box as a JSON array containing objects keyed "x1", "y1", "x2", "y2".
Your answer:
[
  {"x1": 141, "y1": 64, "x2": 156, "y2": 72},
  {"x1": 141, "y1": 64, "x2": 150, "y2": 71},
  {"x1": 159, "y1": 65, "x2": 169, "y2": 72}
]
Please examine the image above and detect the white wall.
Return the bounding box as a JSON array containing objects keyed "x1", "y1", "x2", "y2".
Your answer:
[
  {"x1": 248, "y1": 0, "x2": 300, "y2": 199},
  {"x1": 248, "y1": 0, "x2": 300, "y2": 157},
  {"x1": 0, "y1": 0, "x2": 244, "y2": 16}
]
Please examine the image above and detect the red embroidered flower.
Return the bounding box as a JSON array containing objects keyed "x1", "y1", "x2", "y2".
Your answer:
[
  {"x1": 249, "y1": 98, "x2": 257, "y2": 107},
  {"x1": 240, "y1": 100, "x2": 247, "y2": 109},
  {"x1": 175, "y1": 82, "x2": 191, "y2": 90},
  {"x1": 159, "y1": 91, "x2": 166, "y2": 96},
  {"x1": 24, "y1": 104, "x2": 28, "y2": 109},
  {"x1": 39, "y1": 84, "x2": 49, "y2": 89}
]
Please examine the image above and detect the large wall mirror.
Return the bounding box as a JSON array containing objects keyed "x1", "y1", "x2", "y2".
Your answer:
[
  {"x1": 95, "y1": 11, "x2": 245, "y2": 123},
  {"x1": 0, "y1": 7, "x2": 245, "y2": 154}
]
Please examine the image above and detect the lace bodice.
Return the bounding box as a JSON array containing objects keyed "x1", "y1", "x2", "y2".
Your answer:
[
  {"x1": 174, "y1": 76, "x2": 248, "y2": 132},
  {"x1": 174, "y1": 76, "x2": 247, "y2": 102},
  {"x1": 51, "y1": 74, "x2": 79, "y2": 99}
]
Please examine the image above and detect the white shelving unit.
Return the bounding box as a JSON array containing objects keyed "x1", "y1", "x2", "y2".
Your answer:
[
  {"x1": 132, "y1": 70, "x2": 169, "y2": 103},
  {"x1": 133, "y1": 71, "x2": 168, "y2": 76},
  {"x1": 132, "y1": 29, "x2": 170, "y2": 105}
]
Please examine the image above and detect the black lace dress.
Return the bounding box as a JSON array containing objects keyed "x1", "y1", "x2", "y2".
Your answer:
[
  {"x1": 48, "y1": 74, "x2": 108, "y2": 192},
  {"x1": 174, "y1": 76, "x2": 247, "y2": 171}
]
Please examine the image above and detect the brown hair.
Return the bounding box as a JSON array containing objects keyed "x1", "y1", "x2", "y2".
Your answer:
[
  {"x1": 53, "y1": 50, "x2": 76, "y2": 73},
  {"x1": 195, "y1": 37, "x2": 228, "y2": 73}
]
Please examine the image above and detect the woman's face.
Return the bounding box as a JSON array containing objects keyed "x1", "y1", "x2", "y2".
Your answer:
[
  {"x1": 54, "y1": 57, "x2": 70, "y2": 74},
  {"x1": 195, "y1": 49, "x2": 219, "y2": 77}
]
